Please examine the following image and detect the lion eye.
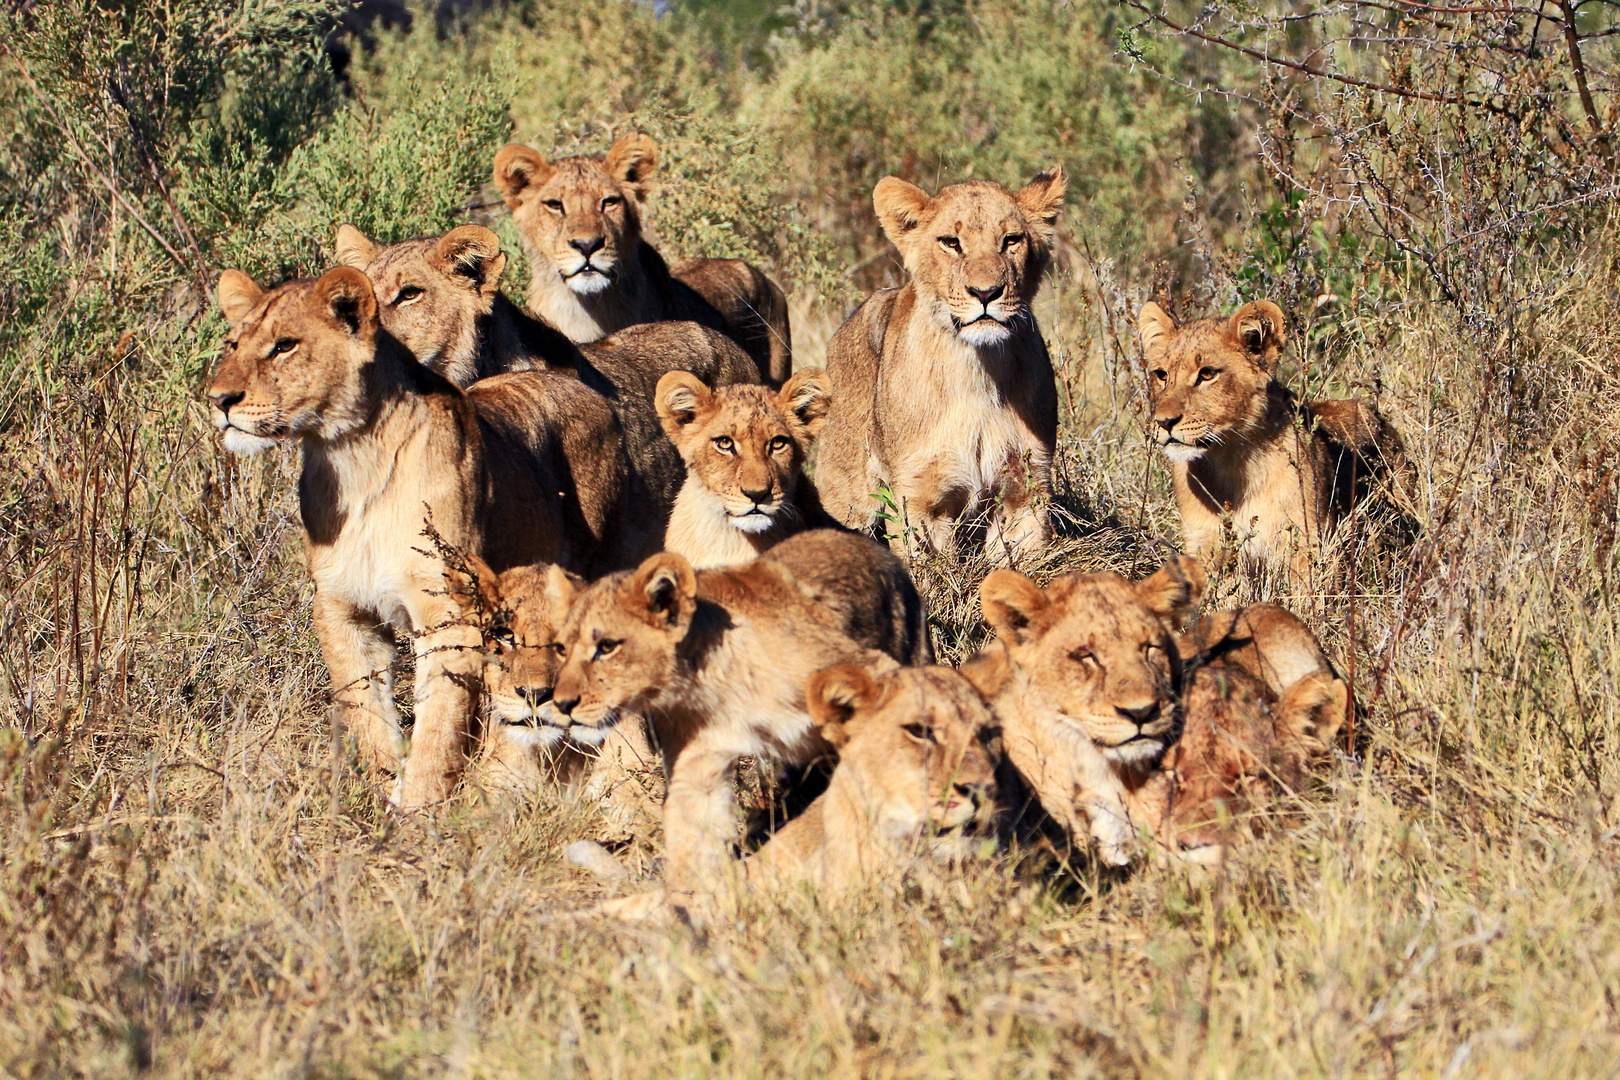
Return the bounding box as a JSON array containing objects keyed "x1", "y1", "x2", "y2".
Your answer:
[
  {"x1": 938, "y1": 236, "x2": 962, "y2": 254},
  {"x1": 394, "y1": 286, "x2": 423, "y2": 305},
  {"x1": 768, "y1": 436, "x2": 790, "y2": 454},
  {"x1": 601, "y1": 195, "x2": 622, "y2": 209},
  {"x1": 713, "y1": 436, "x2": 735, "y2": 454},
  {"x1": 543, "y1": 199, "x2": 564, "y2": 214},
  {"x1": 1151, "y1": 369, "x2": 1168, "y2": 383},
  {"x1": 1002, "y1": 233, "x2": 1025, "y2": 251},
  {"x1": 490, "y1": 626, "x2": 517, "y2": 651},
  {"x1": 902, "y1": 722, "x2": 936, "y2": 744},
  {"x1": 272, "y1": 338, "x2": 298, "y2": 356},
  {"x1": 1197, "y1": 367, "x2": 1221, "y2": 384},
  {"x1": 593, "y1": 638, "x2": 621, "y2": 660},
  {"x1": 547, "y1": 642, "x2": 566, "y2": 658},
  {"x1": 1070, "y1": 648, "x2": 1099, "y2": 668}
]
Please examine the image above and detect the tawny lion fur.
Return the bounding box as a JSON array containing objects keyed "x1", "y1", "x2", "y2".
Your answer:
[{"x1": 493, "y1": 133, "x2": 792, "y2": 386}]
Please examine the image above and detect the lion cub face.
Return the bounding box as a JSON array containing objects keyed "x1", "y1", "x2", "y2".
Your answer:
[
  {"x1": 808, "y1": 664, "x2": 999, "y2": 836},
  {"x1": 444, "y1": 554, "x2": 584, "y2": 748},
  {"x1": 873, "y1": 168, "x2": 1066, "y2": 348},
  {"x1": 549, "y1": 552, "x2": 696, "y2": 745},
  {"x1": 980, "y1": 557, "x2": 1207, "y2": 767},
  {"x1": 332, "y1": 224, "x2": 508, "y2": 388},
  {"x1": 493, "y1": 133, "x2": 656, "y2": 298},
  {"x1": 1138, "y1": 301, "x2": 1287, "y2": 463},
  {"x1": 207, "y1": 267, "x2": 383, "y2": 455},
  {"x1": 655, "y1": 369, "x2": 831, "y2": 534}
]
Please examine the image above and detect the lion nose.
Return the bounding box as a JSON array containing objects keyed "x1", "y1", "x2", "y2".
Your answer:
[
  {"x1": 517, "y1": 685, "x2": 552, "y2": 707},
  {"x1": 966, "y1": 283, "x2": 1004, "y2": 306},
  {"x1": 741, "y1": 485, "x2": 772, "y2": 506},
  {"x1": 552, "y1": 694, "x2": 579, "y2": 717},
  {"x1": 209, "y1": 390, "x2": 243, "y2": 415},
  {"x1": 1117, "y1": 703, "x2": 1161, "y2": 727},
  {"x1": 1156, "y1": 414, "x2": 1181, "y2": 433},
  {"x1": 569, "y1": 236, "x2": 604, "y2": 259},
  {"x1": 954, "y1": 779, "x2": 994, "y2": 806}
]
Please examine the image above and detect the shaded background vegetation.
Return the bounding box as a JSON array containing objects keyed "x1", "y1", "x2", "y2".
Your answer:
[{"x1": 3, "y1": 1, "x2": 1620, "y2": 1076}]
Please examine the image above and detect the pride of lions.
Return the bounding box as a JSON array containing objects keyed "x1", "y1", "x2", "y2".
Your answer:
[{"x1": 204, "y1": 132, "x2": 1407, "y2": 911}]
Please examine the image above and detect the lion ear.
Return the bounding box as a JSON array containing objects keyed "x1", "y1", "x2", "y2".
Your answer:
[
  {"x1": 216, "y1": 270, "x2": 265, "y2": 326},
  {"x1": 435, "y1": 224, "x2": 508, "y2": 298},
  {"x1": 333, "y1": 224, "x2": 380, "y2": 270},
  {"x1": 873, "y1": 176, "x2": 933, "y2": 251},
  {"x1": 778, "y1": 368, "x2": 831, "y2": 439},
  {"x1": 542, "y1": 563, "x2": 585, "y2": 614},
  {"x1": 625, "y1": 552, "x2": 695, "y2": 632},
  {"x1": 1014, "y1": 164, "x2": 1067, "y2": 244},
  {"x1": 1135, "y1": 555, "x2": 1206, "y2": 624},
  {"x1": 1230, "y1": 300, "x2": 1288, "y2": 370},
  {"x1": 443, "y1": 552, "x2": 503, "y2": 624},
  {"x1": 806, "y1": 663, "x2": 882, "y2": 748},
  {"x1": 493, "y1": 144, "x2": 553, "y2": 207},
  {"x1": 1138, "y1": 302, "x2": 1176, "y2": 365},
  {"x1": 654, "y1": 370, "x2": 713, "y2": 447},
  {"x1": 604, "y1": 132, "x2": 658, "y2": 198},
  {"x1": 980, "y1": 569, "x2": 1049, "y2": 647},
  {"x1": 311, "y1": 266, "x2": 377, "y2": 337}
]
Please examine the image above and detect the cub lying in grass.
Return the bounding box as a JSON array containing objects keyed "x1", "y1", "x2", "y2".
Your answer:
[
  {"x1": 965, "y1": 556, "x2": 1345, "y2": 864},
  {"x1": 746, "y1": 664, "x2": 999, "y2": 899},
  {"x1": 205, "y1": 267, "x2": 631, "y2": 805},
  {"x1": 546, "y1": 529, "x2": 933, "y2": 893}
]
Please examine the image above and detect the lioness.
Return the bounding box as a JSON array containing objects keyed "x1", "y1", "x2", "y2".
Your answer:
[
  {"x1": 334, "y1": 223, "x2": 762, "y2": 538},
  {"x1": 967, "y1": 557, "x2": 1345, "y2": 864},
  {"x1": 815, "y1": 168, "x2": 1064, "y2": 563},
  {"x1": 546, "y1": 530, "x2": 934, "y2": 892},
  {"x1": 1138, "y1": 300, "x2": 1407, "y2": 579},
  {"x1": 747, "y1": 663, "x2": 998, "y2": 898},
  {"x1": 493, "y1": 133, "x2": 792, "y2": 386},
  {"x1": 206, "y1": 267, "x2": 630, "y2": 805},
  {"x1": 654, "y1": 368, "x2": 843, "y2": 569}
]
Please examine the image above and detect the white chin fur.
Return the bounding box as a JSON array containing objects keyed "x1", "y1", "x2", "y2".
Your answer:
[
  {"x1": 1161, "y1": 443, "x2": 1206, "y2": 464},
  {"x1": 502, "y1": 723, "x2": 562, "y2": 750},
  {"x1": 729, "y1": 512, "x2": 776, "y2": 535},
  {"x1": 222, "y1": 429, "x2": 277, "y2": 456},
  {"x1": 565, "y1": 269, "x2": 614, "y2": 296},
  {"x1": 1103, "y1": 740, "x2": 1165, "y2": 766},
  {"x1": 565, "y1": 724, "x2": 608, "y2": 748},
  {"x1": 957, "y1": 319, "x2": 1012, "y2": 347}
]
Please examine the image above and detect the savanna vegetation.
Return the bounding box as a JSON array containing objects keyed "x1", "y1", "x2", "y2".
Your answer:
[{"x1": 3, "y1": 1, "x2": 1620, "y2": 1075}]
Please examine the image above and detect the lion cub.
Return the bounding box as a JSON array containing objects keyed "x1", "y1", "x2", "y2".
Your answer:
[
  {"x1": 493, "y1": 133, "x2": 791, "y2": 386},
  {"x1": 967, "y1": 557, "x2": 1345, "y2": 864},
  {"x1": 206, "y1": 267, "x2": 634, "y2": 805},
  {"x1": 335, "y1": 223, "x2": 761, "y2": 540},
  {"x1": 655, "y1": 368, "x2": 843, "y2": 569},
  {"x1": 747, "y1": 664, "x2": 998, "y2": 898},
  {"x1": 816, "y1": 169, "x2": 1064, "y2": 563},
  {"x1": 1138, "y1": 300, "x2": 1407, "y2": 579},
  {"x1": 546, "y1": 530, "x2": 934, "y2": 893}
]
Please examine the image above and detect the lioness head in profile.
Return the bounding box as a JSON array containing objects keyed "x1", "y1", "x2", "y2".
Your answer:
[
  {"x1": 548, "y1": 552, "x2": 696, "y2": 745},
  {"x1": 872, "y1": 166, "x2": 1066, "y2": 348},
  {"x1": 807, "y1": 664, "x2": 999, "y2": 836},
  {"x1": 979, "y1": 556, "x2": 1206, "y2": 767},
  {"x1": 332, "y1": 223, "x2": 509, "y2": 388},
  {"x1": 443, "y1": 553, "x2": 584, "y2": 748},
  {"x1": 207, "y1": 266, "x2": 388, "y2": 455},
  {"x1": 1138, "y1": 300, "x2": 1288, "y2": 464},
  {"x1": 493, "y1": 133, "x2": 657, "y2": 298},
  {"x1": 655, "y1": 368, "x2": 832, "y2": 536}
]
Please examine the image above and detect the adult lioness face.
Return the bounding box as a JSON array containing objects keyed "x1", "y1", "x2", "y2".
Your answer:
[
  {"x1": 872, "y1": 168, "x2": 1066, "y2": 348},
  {"x1": 656, "y1": 368, "x2": 832, "y2": 534},
  {"x1": 548, "y1": 552, "x2": 695, "y2": 746},
  {"x1": 809, "y1": 664, "x2": 999, "y2": 836},
  {"x1": 333, "y1": 224, "x2": 508, "y2": 387},
  {"x1": 493, "y1": 133, "x2": 657, "y2": 298},
  {"x1": 1138, "y1": 300, "x2": 1288, "y2": 463},
  {"x1": 207, "y1": 267, "x2": 382, "y2": 455},
  {"x1": 980, "y1": 557, "x2": 1206, "y2": 767}
]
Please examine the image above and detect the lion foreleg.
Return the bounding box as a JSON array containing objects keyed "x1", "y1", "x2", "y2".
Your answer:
[
  {"x1": 396, "y1": 611, "x2": 483, "y2": 806},
  {"x1": 660, "y1": 746, "x2": 740, "y2": 893},
  {"x1": 313, "y1": 592, "x2": 404, "y2": 775}
]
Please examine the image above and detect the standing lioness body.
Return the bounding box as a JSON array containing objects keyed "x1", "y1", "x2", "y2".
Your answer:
[{"x1": 817, "y1": 169, "x2": 1064, "y2": 563}]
